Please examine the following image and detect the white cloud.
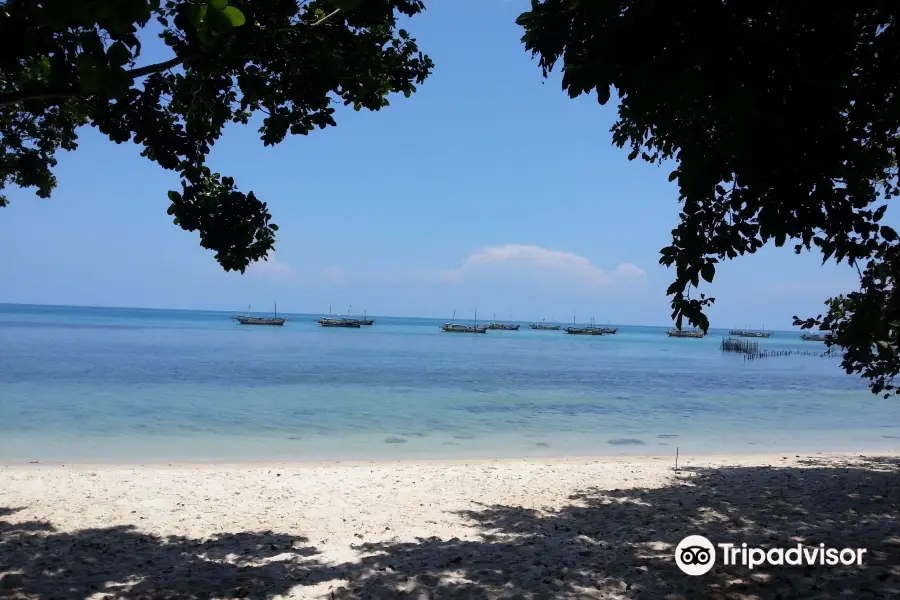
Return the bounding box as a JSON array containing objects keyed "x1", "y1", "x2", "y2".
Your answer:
[
  {"x1": 434, "y1": 244, "x2": 646, "y2": 288},
  {"x1": 246, "y1": 253, "x2": 296, "y2": 280}
]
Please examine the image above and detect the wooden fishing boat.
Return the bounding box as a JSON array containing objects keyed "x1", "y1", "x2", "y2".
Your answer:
[
  {"x1": 232, "y1": 302, "x2": 286, "y2": 326},
  {"x1": 564, "y1": 326, "x2": 604, "y2": 335},
  {"x1": 234, "y1": 315, "x2": 287, "y2": 326},
  {"x1": 487, "y1": 314, "x2": 519, "y2": 330},
  {"x1": 800, "y1": 333, "x2": 830, "y2": 342},
  {"x1": 441, "y1": 322, "x2": 488, "y2": 333},
  {"x1": 319, "y1": 304, "x2": 363, "y2": 328},
  {"x1": 564, "y1": 317, "x2": 604, "y2": 335},
  {"x1": 319, "y1": 317, "x2": 361, "y2": 328},
  {"x1": 728, "y1": 325, "x2": 771, "y2": 338},
  {"x1": 665, "y1": 328, "x2": 705, "y2": 338},
  {"x1": 529, "y1": 319, "x2": 560, "y2": 331},
  {"x1": 441, "y1": 309, "x2": 488, "y2": 334},
  {"x1": 488, "y1": 323, "x2": 520, "y2": 330}
]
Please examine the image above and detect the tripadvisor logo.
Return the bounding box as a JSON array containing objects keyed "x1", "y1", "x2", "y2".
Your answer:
[
  {"x1": 675, "y1": 535, "x2": 716, "y2": 575},
  {"x1": 674, "y1": 535, "x2": 867, "y2": 576}
]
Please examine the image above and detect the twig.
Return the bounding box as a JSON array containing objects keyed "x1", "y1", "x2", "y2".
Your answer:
[
  {"x1": 278, "y1": 7, "x2": 342, "y2": 33},
  {"x1": 312, "y1": 8, "x2": 342, "y2": 26}
]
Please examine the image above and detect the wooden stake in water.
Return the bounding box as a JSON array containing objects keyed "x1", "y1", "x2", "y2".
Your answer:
[{"x1": 675, "y1": 447, "x2": 679, "y2": 472}]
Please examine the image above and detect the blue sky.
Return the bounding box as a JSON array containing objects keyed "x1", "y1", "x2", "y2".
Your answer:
[{"x1": 0, "y1": 0, "x2": 864, "y2": 327}]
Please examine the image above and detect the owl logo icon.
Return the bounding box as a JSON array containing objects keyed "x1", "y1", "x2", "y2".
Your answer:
[{"x1": 675, "y1": 535, "x2": 716, "y2": 575}]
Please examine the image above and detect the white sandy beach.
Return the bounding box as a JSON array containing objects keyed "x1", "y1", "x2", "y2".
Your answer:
[{"x1": 1, "y1": 452, "x2": 899, "y2": 599}]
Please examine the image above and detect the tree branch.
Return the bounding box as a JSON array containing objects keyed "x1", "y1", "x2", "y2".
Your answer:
[
  {"x1": 278, "y1": 8, "x2": 342, "y2": 33},
  {"x1": 312, "y1": 8, "x2": 342, "y2": 26},
  {"x1": 0, "y1": 53, "x2": 200, "y2": 107},
  {"x1": 127, "y1": 53, "x2": 196, "y2": 78},
  {"x1": 0, "y1": 89, "x2": 78, "y2": 107}
]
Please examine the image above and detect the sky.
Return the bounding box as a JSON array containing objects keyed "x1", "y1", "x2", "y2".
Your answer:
[{"x1": 0, "y1": 0, "x2": 867, "y2": 328}]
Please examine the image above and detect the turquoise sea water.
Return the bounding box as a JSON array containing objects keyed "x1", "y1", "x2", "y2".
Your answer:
[{"x1": 1, "y1": 303, "x2": 900, "y2": 463}]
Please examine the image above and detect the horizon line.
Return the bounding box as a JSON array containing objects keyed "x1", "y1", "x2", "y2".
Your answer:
[{"x1": 0, "y1": 301, "x2": 801, "y2": 332}]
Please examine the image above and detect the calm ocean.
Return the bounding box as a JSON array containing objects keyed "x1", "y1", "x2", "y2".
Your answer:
[{"x1": 1, "y1": 303, "x2": 899, "y2": 463}]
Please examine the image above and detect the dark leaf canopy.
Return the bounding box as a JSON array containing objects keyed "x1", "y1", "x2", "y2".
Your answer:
[
  {"x1": 0, "y1": 0, "x2": 432, "y2": 271},
  {"x1": 518, "y1": 0, "x2": 900, "y2": 396}
]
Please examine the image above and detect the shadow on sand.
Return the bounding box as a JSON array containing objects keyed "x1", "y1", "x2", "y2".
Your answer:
[
  {"x1": 0, "y1": 512, "x2": 329, "y2": 599},
  {"x1": 2, "y1": 457, "x2": 898, "y2": 599}
]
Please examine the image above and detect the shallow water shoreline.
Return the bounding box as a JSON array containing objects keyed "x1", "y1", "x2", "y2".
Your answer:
[
  {"x1": 3, "y1": 424, "x2": 899, "y2": 465},
  {"x1": 3, "y1": 449, "x2": 899, "y2": 468}
]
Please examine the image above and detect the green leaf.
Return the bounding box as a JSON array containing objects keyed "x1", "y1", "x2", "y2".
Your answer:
[
  {"x1": 75, "y1": 54, "x2": 105, "y2": 94},
  {"x1": 206, "y1": 8, "x2": 231, "y2": 31},
  {"x1": 700, "y1": 263, "x2": 715, "y2": 283},
  {"x1": 187, "y1": 4, "x2": 207, "y2": 29},
  {"x1": 107, "y1": 41, "x2": 132, "y2": 68},
  {"x1": 168, "y1": 190, "x2": 182, "y2": 202},
  {"x1": 209, "y1": 0, "x2": 229, "y2": 9},
  {"x1": 197, "y1": 26, "x2": 217, "y2": 47},
  {"x1": 595, "y1": 85, "x2": 611, "y2": 105},
  {"x1": 334, "y1": 0, "x2": 365, "y2": 10},
  {"x1": 221, "y1": 6, "x2": 246, "y2": 27}
]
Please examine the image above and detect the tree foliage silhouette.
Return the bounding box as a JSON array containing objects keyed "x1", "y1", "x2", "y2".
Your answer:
[
  {"x1": 0, "y1": 0, "x2": 432, "y2": 271},
  {"x1": 517, "y1": 0, "x2": 900, "y2": 396}
]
